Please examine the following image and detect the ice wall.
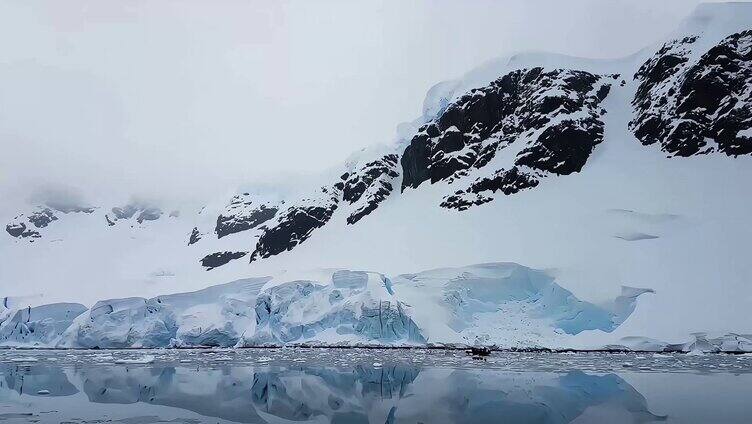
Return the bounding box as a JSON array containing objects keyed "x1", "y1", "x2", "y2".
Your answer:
[{"x1": 1, "y1": 263, "x2": 658, "y2": 349}]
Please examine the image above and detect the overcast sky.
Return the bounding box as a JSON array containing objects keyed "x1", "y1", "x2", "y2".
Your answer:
[{"x1": 0, "y1": 0, "x2": 724, "y2": 211}]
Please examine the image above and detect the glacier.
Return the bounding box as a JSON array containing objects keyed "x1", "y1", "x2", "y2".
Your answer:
[
  {"x1": 1, "y1": 262, "x2": 657, "y2": 349},
  {"x1": 0, "y1": 302, "x2": 86, "y2": 346},
  {"x1": 392, "y1": 263, "x2": 654, "y2": 348},
  {"x1": 56, "y1": 278, "x2": 270, "y2": 348},
  {"x1": 242, "y1": 270, "x2": 425, "y2": 346}
]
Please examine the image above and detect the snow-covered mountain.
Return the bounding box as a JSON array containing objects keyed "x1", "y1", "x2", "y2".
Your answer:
[{"x1": 2, "y1": 3, "x2": 751, "y2": 349}]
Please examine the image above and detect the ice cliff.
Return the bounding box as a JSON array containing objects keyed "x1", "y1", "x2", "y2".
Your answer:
[{"x1": 1, "y1": 262, "x2": 655, "y2": 349}]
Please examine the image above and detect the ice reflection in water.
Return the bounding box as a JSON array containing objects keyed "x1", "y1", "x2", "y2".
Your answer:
[{"x1": 0, "y1": 350, "x2": 750, "y2": 423}]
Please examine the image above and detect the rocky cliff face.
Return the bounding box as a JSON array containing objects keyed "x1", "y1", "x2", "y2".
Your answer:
[
  {"x1": 6, "y1": 205, "x2": 94, "y2": 241},
  {"x1": 401, "y1": 68, "x2": 613, "y2": 192},
  {"x1": 338, "y1": 153, "x2": 400, "y2": 225},
  {"x1": 631, "y1": 31, "x2": 752, "y2": 157},
  {"x1": 405, "y1": 68, "x2": 615, "y2": 210},
  {"x1": 214, "y1": 194, "x2": 279, "y2": 239},
  {"x1": 249, "y1": 186, "x2": 341, "y2": 263}
]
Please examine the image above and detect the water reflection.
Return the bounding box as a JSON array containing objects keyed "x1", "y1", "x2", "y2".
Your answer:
[
  {"x1": 0, "y1": 360, "x2": 671, "y2": 424},
  {"x1": 2, "y1": 364, "x2": 78, "y2": 396}
]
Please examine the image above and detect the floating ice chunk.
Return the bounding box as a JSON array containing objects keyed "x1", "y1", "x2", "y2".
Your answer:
[
  {"x1": 94, "y1": 355, "x2": 115, "y2": 362},
  {"x1": 10, "y1": 357, "x2": 38, "y2": 363},
  {"x1": 114, "y1": 355, "x2": 155, "y2": 364}
]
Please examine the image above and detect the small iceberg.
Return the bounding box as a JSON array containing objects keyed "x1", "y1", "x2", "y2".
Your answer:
[{"x1": 114, "y1": 355, "x2": 155, "y2": 364}]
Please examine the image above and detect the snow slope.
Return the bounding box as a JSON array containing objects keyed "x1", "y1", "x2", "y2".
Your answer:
[{"x1": 1, "y1": 3, "x2": 751, "y2": 349}]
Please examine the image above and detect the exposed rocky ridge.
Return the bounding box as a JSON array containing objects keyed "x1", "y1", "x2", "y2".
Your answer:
[
  {"x1": 399, "y1": 67, "x2": 614, "y2": 210},
  {"x1": 440, "y1": 167, "x2": 540, "y2": 210},
  {"x1": 5, "y1": 221, "x2": 41, "y2": 240},
  {"x1": 214, "y1": 194, "x2": 279, "y2": 239},
  {"x1": 236, "y1": 154, "x2": 401, "y2": 266},
  {"x1": 188, "y1": 227, "x2": 202, "y2": 245},
  {"x1": 249, "y1": 186, "x2": 340, "y2": 263},
  {"x1": 338, "y1": 153, "x2": 400, "y2": 225},
  {"x1": 198, "y1": 154, "x2": 401, "y2": 269},
  {"x1": 5, "y1": 205, "x2": 94, "y2": 241},
  {"x1": 631, "y1": 31, "x2": 752, "y2": 156}
]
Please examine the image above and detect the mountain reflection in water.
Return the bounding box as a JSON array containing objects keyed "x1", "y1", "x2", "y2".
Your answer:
[{"x1": 0, "y1": 359, "x2": 667, "y2": 424}]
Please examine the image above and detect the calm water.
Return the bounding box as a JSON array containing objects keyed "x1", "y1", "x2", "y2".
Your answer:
[{"x1": 1, "y1": 349, "x2": 751, "y2": 423}]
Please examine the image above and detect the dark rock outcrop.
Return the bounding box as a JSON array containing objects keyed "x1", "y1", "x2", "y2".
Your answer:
[
  {"x1": 5, "y1": 222, "x2": 40, "y2": 239},
  {"x1": 188, "y1": 227, "x2": 202, "y2": 246},
  {"x1": 215, "y1": 195, "x2": 278, "y2": 239},
  {"x1": 5, "y1": 222, "x2": 27, "y2": 237},
  {"x1": 441, "y1": 167, "x2": 540, "y2": 210},
  {"x1": 631, "y1": 31, "x2": 752, "y2": 156},
  {"x1": 401, "y1": 68, "x2": 613, "y2": 196},
  {"x1": 5, "y1": 205, "x2": 97, "y2": 240},
  {"x1": 340, "y1": 154, "x2": 400, "y2": 224},
  {"x1": 27, "y1": 208, "x2": 58, "y2": 228},
  {"x1": 515, "y1": 117, "x2": 605, "y2": 175},
  {"x1": 200, "y1": 251, "x2": 248, "y2": 270},
  {"x1": 5, "y1": 209, "x2": 58, "y2": 240},
  {"x1": 250, "y1": 187, "x2": 339, "y2": 262}
]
